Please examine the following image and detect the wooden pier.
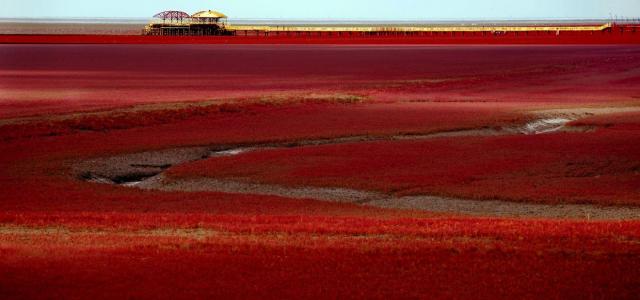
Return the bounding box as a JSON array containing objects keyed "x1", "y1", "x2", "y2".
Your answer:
[{"x1": 143, "y1": 10, "x2": 629, "y2": 37}]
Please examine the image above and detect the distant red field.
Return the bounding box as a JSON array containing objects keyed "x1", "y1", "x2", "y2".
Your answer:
[
  {"x1": 2, "y1": 44, "x2": 640, "y2": 119},
  {"x1": 2, "y1": 44, "x2": 640, "y2": 299}
]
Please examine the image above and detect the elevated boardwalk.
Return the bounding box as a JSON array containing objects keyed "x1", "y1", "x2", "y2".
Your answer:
[
  {"x1": 144, "y1": 21, "x2": 617, "y2": 37},
  {"x1": 226, "y1": 23, "x2": 624, "y2": 37},
  {"x1": 228, "y1": 23, "x2": 613, "y2": 33},
  {"x1": 141, "y1": 9, "x2": 635, "y2": 38}
]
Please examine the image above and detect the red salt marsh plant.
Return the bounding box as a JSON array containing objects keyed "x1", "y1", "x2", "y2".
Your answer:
[
  {"x1": 2, "y1": 212, "x2": 640, "y2": 299},
  {"x1": 0, "y1": 100, "x2": 524, "y2": 142},
  {"x1": 1, "y1": 104, "x2": 637, "y2": 299},
  {"x1": 2, "y1": 44, "x2": 640, "y2": 299},
  {"x1": 168, "y1": 112, "x2": 640, "y2": 206},
  {"x1": 2, "y1": 44, "x2": 640, "y2": 119},
  {"x1": 0, "y1": 94, "x2": 365, "y2": 140}
]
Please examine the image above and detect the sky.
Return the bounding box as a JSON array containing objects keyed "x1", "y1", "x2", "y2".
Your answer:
[{"x1": 1, "y1": 0, "x2": 639, "y2": 20}]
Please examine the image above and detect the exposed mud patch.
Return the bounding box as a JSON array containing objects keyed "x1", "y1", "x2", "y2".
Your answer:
[
  {"x1": 521, "y1": 118, "x2": 573, "y2": 134},
  {"x1": 532, "y1": 106, "x2": 640, "y2": 119},
  {"x1": 520, "y1": 106, "x2": 640, "y2": 134},
  {"x1": 138, "y1": 175, "x2": 383, "y2": 204},
  {"x1": 368, "y1": 197, "x2": 640, "y2": 220},
  {"x1": 76, "y1": 147, "x2": 211, "y2": 185},
  {"x1": 132, "y1": 175, "x2": 640, "y2": 220},
  {"x1": 77, "y1": 146, "x2": 254, "y2": 186}
]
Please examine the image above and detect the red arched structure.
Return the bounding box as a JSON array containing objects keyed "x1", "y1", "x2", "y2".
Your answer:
[{"x1": 153, "y1": 11, "x2": 190, "y2": 22}]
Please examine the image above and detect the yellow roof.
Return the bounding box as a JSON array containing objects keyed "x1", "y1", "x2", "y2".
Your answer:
[{"x1": 191, "y1": 10, "x2": 227, "y2": 19}]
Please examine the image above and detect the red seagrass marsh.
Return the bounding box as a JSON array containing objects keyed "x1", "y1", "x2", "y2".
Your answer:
[{"x1": 2, "y1": 41, "x2": 640, "y2": 299}]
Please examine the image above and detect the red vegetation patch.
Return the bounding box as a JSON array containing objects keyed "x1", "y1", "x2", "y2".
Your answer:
[
  {"x1": 0, "y1": 101, "x2": 522, "y2": 143},
  {"x1": 0, "y1": 100, "x2": 523, "y2": 216},
  {"x1": 2, "y1": 44, "x2": 640, "y2": 298},
  {"x1": 2, "y1": 45, "x2": 640, "y2": 118},
  {"x1": 170, "y1": 113, "x2": 640, "y2": 206},
  {"x1": 3, "y1": 241, "x2": 639, "y2": 299},
  {"x1": 2, "y1": 214, "x2": 640, "y2": 299},
  {"x1": 571, "y1": 111, "x2": 640, "y2": 131},
  {"x1": 0, "y1": 102, "x2": 246, "y2": 140}
]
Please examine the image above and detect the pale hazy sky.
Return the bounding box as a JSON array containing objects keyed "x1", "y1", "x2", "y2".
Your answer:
[{"x1": 1, "y1": 0, "x2": 639, "y2": 20}]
